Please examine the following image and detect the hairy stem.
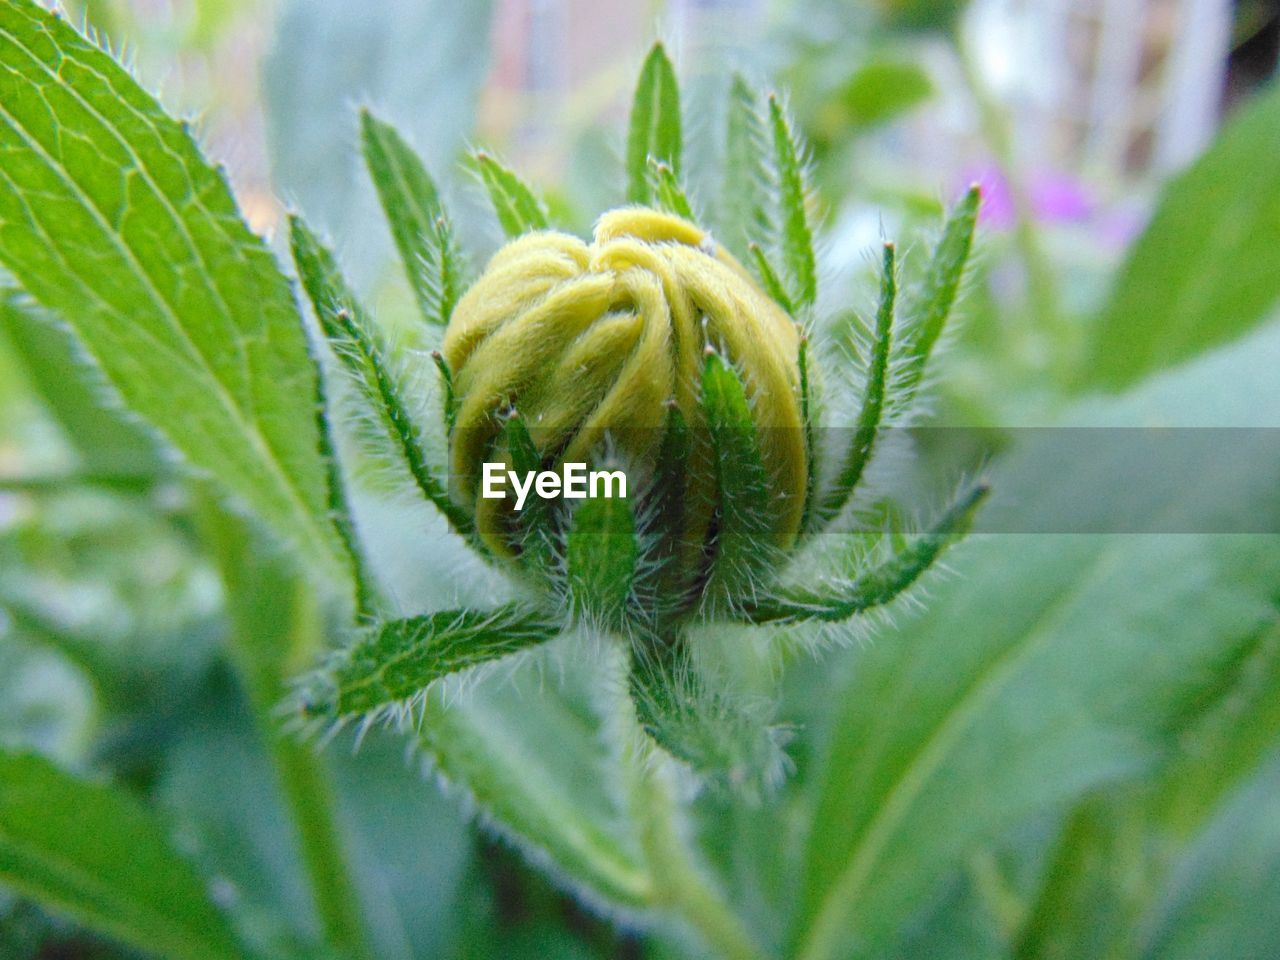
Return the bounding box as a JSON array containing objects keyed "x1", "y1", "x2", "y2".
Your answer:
[{"x1": 608, "y1": 646, "x2": 767, "y2": 960}]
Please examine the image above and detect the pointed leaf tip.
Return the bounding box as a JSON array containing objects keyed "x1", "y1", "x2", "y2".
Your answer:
[
  {"x1": 627, "y1": 42, "x2": 683, "y2": 205},
  {"x1": 472, "y1": 151, "x2": 549, "y2": 237},
  {"x1": 767, "y1": 94, "x2": 817, "y2": 311}
]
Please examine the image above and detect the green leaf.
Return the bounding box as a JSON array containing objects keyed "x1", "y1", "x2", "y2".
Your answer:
[
  {"x1": 0, "y1": 1, "x2": 349, "y2": 585},
  {"x1": 793, "y1": 532, "x2": 1280, "y2": 960},
  {"x1": 360, "y1": 110, "x2": 464, "y2": 327},
  {"x1": 315, "y1": 607, "x2": 560, "y2": 719},
  {"x1": 1012, "y1": 794, "x2": 1144, "y2": 960},
  {"x1": 431, "y1": 349, "x2": 457, "y2": 434},
  {"x1": 837, "y1": 60, "x2": 934, "y2": 130},
  {"x1": 766, "y1": 95, "x2": 817, "y2": 311},
  {"x1": 748, "y1": 242, "x2": 795, "y2": 315},
  {"x1": 0, "y1": 750, "x2": 245, "y2": 960},
  {"x1": 472, "y1": 151, "x2": 549, "y2": 237},
  {"x1": 902, "y1": 184, "x2": 980, "y2": 388},
  {"x1": 1013, "y1": 615, "x2": 1280, "y2": 960},
  {"x1": 1, "y1": 290, "x2": 159, "y2": 477},
  {"x1": 1084, "y1": 83, "x2": 1280, "y2": 390},
  {"x1": 813, "y1": 242, "x2": 896, "y2": 528},
  {"x1": 721, "y1": 75, "x2": 772, "y2": 264},
  {"x1": 788, "y1": 322, "x2": 1280, "y2": 960},
  {"x1": 701, "y1": 351, "x2": 775, "y2": 608},
  {"x1": 1141, "y1": 758, "x2": 1280, "y2": 960},
  {"x1": 628, "y1": 634, "x2": 789, "y2": 795},
  {"x1": 626, "y1": 42, "x2": 682, "y2": 205},
  {"x1": 289, "y1": 216, "x2": 471, "y2": 539},
  {"x1": 566, "y1": 492, "x2": 638, "y2": 625},
  {"x1": 647, "y1": 158, "x2": 696, "y2": 221},
  {"x1": 753, "y1": 481, "x2": 987, "y2": 624},
  {"x1": 417, "y1": 663, "x2": 654, "y2": 911}
]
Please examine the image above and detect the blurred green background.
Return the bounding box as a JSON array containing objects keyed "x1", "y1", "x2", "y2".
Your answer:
[{"x1": 2, "y1": 0, "x2": 1279, "y2": 958}]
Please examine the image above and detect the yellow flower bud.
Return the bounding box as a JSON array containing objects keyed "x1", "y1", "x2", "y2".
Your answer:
[{"x1": 442, "y1": 208, "x2": 807, "y2": 607}]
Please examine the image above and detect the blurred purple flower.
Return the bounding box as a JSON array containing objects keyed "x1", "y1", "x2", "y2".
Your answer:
[{"x1": 961, "y1": 165, "x2": 1093, "y2": 229}]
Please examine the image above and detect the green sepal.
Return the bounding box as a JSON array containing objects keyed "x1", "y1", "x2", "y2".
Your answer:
[
  {"x1": 747, "y1": 481, "x2": 989, "y2": 624},
  {"x1": 767, "y1": 94, "x2": 817, "y2": 311},
  {"x1": 812, "y1": 242, "x2": 896, "y2": 529},
  {"x1": 701, "y1": 351, "x2": 775, "y2": 609},
  {"x1": 0, "y1": 750, "x2": 249, "y2": 960},
  {"x1": 626, "y1": 42, "x2": 682, "y2": 205},
  {"x1": 360, "y1": 109, "x2": 465, "y2": 327},
  {"x1": 647, "y1": 158, "x2": 696, "y2": 221},
  {"x1": 430, "y1": 350, "x2": 457, "y2": 435},
  {"x1": 798, "y1": 336, "x2": 818, "y2": 533},
  {"x1": 627, "y1": 633, "x2": 788, "y2": 795},
  {"x1": 566, "y1": 488, "x2": 638, "y2": 626},
  {"x1": 749, "y1": 242, "x2": 796, "y2": 315},
  {"x1": 307, "y1": 607, "x2": 560, "y2": 720},
  {"x1": 289, "y1": 217, "x2": 472, "y2": 538},
  {"x1": 901, "y1": 184, "x2": 980, "y2": 389},
  {"x1": 721, "y1": 75, "x2": 773, "y2": 263},
  {"x1": 501, "y1": 412, "x2": 557, "y2": 573},
  {"x1": 472, "y1": 151, "x2": 550, "y2": 237}
]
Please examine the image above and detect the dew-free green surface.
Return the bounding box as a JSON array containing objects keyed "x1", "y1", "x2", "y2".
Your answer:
[
  {"x1": 0, "y1": 750, "x2": 245, "y2": 960},
  {"x1": 0, "y1": 0, "x2": 348, "y2": 584},
  {"x1": 1086, "y1": 84, "x2": 1280, "y2": 389}
]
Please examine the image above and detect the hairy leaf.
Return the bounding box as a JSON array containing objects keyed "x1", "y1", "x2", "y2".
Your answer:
[
  {"x1": 0, "y1": 751, "x2": 245, "y2": 960},
  {"x1": 721, "y1": 75, "x2": 772, "y2": 264},
  {"x1": 749, "y1": 242, "x2": 795, "y2": 315},
  {"x1": 360, "y1": 110, "x2": 464, "y2": 327},
  {"x1": 702, "y1": 352, "x2": 775, "y2": 608},
  {"x1": 647, "y1": 158, "x2": 696, "y2": 221},
  {"x1": 813, "y1": 242, "x2": 896, "y2": 528},
  {"x1": 472, "y1": 151, "x2": 549, "y2": 237},
  {"x1": 290, "y1": 216, "x2": 470, "y2": 538},
  {"x1": 1014, "y1": 616, "x2": 1280, "y2": 960},
  {"x1": 567, "y1": 492, "x2": 638, "y2": 624},
  {"x1": 500, "y1": 411, "x2": 557, "y2": 571},
  {"x1": 626, "y1": 42, "x2": 682, "y2": 205},
  {"x1": 417, "y1": 665, "x2": 654, "y2": 911},
  {"x1": 755, "y1": 481, "x2": 987, "y2": 624},
  {"x1": 319, "y1": 607, "x2": 560, "y2": 719},
  {"x1": 901, "y1": 184, "x2": 980, "y2": 389},
  {"x1": 767, "y1": 95, "x2": 817, "y2": 311},
  {"x1": 0, "y1": 1, "x2": 349, "y2": 584}
]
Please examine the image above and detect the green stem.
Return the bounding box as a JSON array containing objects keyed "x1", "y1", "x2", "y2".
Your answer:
[
  {"x1": 266, "y1": 723, "x2": 372, "y2": 960},
  {"x1": 255, "y1": 582, "x2": 374, "y2": 960},
  {"x1": 200, "y1": 495, "x2": 375, "y2": 960},
  {"x1": 610, "y1": 648, "x2": 766, "y2": 960},
  {"x1": 0, "y1": 471, "x2": 157, "y2": 494}
]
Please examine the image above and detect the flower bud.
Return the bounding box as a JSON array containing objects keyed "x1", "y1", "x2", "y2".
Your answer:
[{"x1": 442, "y1": 208, "x2": 807, "y2": 614}]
